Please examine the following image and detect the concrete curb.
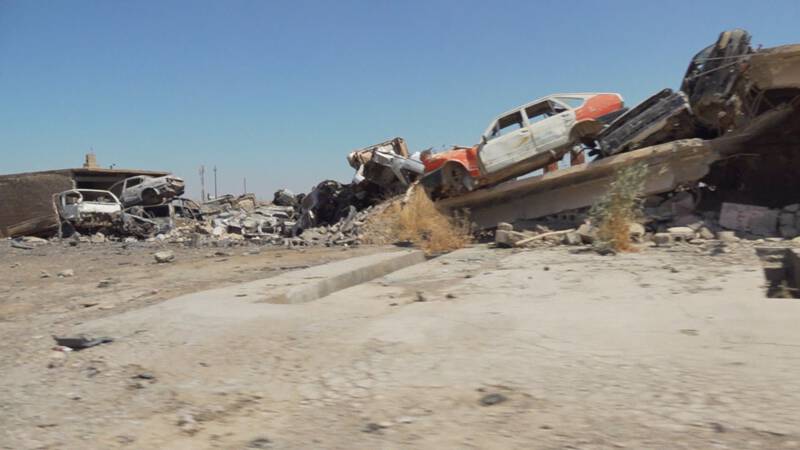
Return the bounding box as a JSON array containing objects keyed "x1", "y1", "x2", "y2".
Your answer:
[
  {"x1": 77, "y1": 249, "x2": 429, "y2": 338},
  {"x1": 263, "y1": 249, "x2": 426, "y2": 304}
]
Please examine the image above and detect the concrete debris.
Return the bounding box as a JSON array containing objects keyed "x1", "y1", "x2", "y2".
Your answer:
[
  {"x1": 494, "y1": 229, "x2": 529, "y2": 248},
  {"x1": 628, "y1": 223, "x2": 646, "y2": 241},
  {"x1": 576, "y1": 223, "x2": 597, "y2": 244},
  {"x1": 562, "y1": 231, "x2": 583, "y2": 246},
  {"x1": 667, "y1": 227, "x2": 696, "y2": 241},
  {"x1": 653, "y1": 233, "x2": 673, "y2": 247},
  {"x1": 153, "y1": 251, "x2": 175, "y2": 264}
]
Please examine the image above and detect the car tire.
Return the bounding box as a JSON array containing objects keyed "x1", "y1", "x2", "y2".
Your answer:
[
  {"x1": 142, "y1": 188, "x2": 160, "y2": 205},
  {"x1": 442, "y1": 163, "x2": 474, "y2": 196}
]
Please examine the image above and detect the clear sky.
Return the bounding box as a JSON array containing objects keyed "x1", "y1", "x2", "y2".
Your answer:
[{"x1": 1, "y1": 0, "x2": 798, "y2": 199}]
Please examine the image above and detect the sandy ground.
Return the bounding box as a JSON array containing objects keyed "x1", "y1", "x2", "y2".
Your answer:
[{"x1": 2, "y1": 238, "x2": 800, "y2": 449}]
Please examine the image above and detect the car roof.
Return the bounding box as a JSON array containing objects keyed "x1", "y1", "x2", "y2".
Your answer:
[
  {"x1": 493, "y1": 92, "x2": 620, "y2": 119},
  {"x1": 58, "y1": 189, "x2": 121, "y2": 202}
]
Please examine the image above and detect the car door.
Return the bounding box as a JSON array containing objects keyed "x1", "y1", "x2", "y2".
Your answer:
[
  {"x1": 121, "y1": 177, "x2": 143, "y2": 205},
  {"x1": 477, "y1": 110, "x2": 538, "y2": 175},
  {"x1": 524, "y1": 100, "x2": 574, "y2": 154}
]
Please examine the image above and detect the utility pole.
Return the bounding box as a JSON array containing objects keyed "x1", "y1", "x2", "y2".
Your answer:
[
  {"x1": 213, "y1": 165, "x2": 218, "y2": 199},
  {"x1": 243, "y1": 177, "x2": 247, "y2": 195},
  {"x1": 199, "y1": 165, "x2": 206, "y2": 201}
]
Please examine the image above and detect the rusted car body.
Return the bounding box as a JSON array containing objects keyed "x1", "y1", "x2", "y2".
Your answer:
[
  {"x1": 420, "y1": 93, "x2": 625, "y2": 197},
  {"x1": 110, "y1": 174, "x2": 185, "y2": 207},
  {"x1": 347, "y1": 137, "x2": 425, "y2": 194}
]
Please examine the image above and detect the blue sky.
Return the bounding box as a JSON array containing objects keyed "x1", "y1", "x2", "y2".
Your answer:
[{"x1": 1, "y1": 0, "x2": 798, "y2": 199}]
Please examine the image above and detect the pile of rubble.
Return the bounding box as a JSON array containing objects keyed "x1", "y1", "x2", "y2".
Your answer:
[
  {"x1": 102, "y1": 181, "x2": 389, "y2": 248},
  {"x1": 495, "y1": 194, "x2": 800, "y2": 251}
]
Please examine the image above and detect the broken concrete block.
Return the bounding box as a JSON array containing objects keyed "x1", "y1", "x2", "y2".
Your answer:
[
  {"x1": 717, "y1": 230, "x2": 738, "y2": 242},
  {"x1": 780, "y1": 213, "x2": 795, "y2": 227},
  {"x1": 698, "y1": 227, "x2": 716, "y2": 240},
  {"x1": 785, "y1": 203, "x2": 800, "y2": 213},
  {"x1": 653, "y1": 233, "x2": 673, "y2": 247},
  {"x1": 90, "y1": 233, "x2": 106, "y2": 244},
  {"x1": 628, "y1": 223, "x2": 645, "y2": 241},
  {"x1": 576, "y1": 223, "x2": 597, "y2": 244},
  {"x1": 667, "y1": 227, "x2": 696, "y2": 241},
  {"x1": 495, "y1": 229, "x2": 528, "y2": 247},
  {"x1": 57, "y1": 269, "x2": 74, "y2": 278},
  {"x1": 672, "y1": 214, "x2": 704, "y2": 228},
  {"x1": 562, "y1": 231, "x2": 582, "y2": 246},
  {"x1": 719, "y1": 202, "x2": 778, "y2": 236},
  {"x1": 780, "y1": 225, "x2": 799, "y2": 239},
  {"x1": 496, "y1": 222, "x2": 514, "y2": 231},
  {"x1": 153, "y1": 251, "x2": 175, "y2": 264}
]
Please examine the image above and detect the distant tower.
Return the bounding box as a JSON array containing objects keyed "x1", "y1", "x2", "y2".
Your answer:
[{"x1": 83, "y1": 152, "x2": 98, "y2": 169}]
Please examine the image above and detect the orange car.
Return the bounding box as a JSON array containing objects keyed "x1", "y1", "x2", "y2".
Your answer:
[{"x1": 421, "y1": 93, "x2": 625, "y2": 198}]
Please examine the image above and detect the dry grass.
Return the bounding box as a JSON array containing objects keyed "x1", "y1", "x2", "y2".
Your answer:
[
  {"x1": 363, "y1": 185, "x2": 471, "y2": 254},
  {"x1": 590, "y1": 163, "x2": 647, "y2": 253}
]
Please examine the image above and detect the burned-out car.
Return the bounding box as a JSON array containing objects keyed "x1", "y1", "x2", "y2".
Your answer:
[
  {"x1": 681, "y1": 28, "x2": 753, "y2": 133},
  {"x1": 420, "y1": 93, "x2": 625, "y2": 198},
  {"x1": 56, "y1": 189, "x2": 122, "y2": 233},
  {"x1": 132, "y1": 198, "x2": 203, "y2": 230},
  {"x1": 593, "y1": 89, "x2": 696, "y2": 157},
  {"x1": 109, "y1": 174, "x2": 185, "y2": 207},
  {"x1": 595, "y1": 29, "x2": 800, "y2": 158},
  {"x1": 347, "y1": 137, "x2": 425, "y2": 195},
  {"x1": 55, "y1": 188, "x2": 162, "y2": 237}
]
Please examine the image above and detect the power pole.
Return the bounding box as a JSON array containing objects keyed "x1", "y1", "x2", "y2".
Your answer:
[
  {"x1": 213, "y1": 165, "x2": 218, "y2": 199},
  {"x1": 243, "y1": 177, "x2": 247, "y2": 195},
  {"x1": 199, "y1": 165, "x2": 206, "y2": 201}
]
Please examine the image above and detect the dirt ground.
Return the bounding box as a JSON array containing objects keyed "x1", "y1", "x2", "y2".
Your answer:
[
  {"x1": 2, "y1": 238, "x2": 800, "y2": 449},
  {"x1": 0, "y1": 240, "x2": 380, "y2": 393}
]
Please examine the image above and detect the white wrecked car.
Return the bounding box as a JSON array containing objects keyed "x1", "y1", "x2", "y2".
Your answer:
[
  {"x1": 110, "y1": 174, "x2": 185, "y2": 207},
  {"x1": 56, "y1": 189, "x2": 123, "y2": 232}
]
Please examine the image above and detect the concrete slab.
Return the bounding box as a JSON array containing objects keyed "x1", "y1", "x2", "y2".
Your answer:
[{"x1": 75, "y1": 247, "x2": 425, "y2": 339}]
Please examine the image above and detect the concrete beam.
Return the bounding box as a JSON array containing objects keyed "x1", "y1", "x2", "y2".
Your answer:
[{"x1": 438, "y1": 139, "x2": 719, "y2": 229}]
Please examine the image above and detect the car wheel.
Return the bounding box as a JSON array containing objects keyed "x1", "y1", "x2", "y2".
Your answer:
[
  {"x1": 442, "y1": 163, "x2": 474, "y2": 196},
  {"x1": 142, "y1": 188, "x2": 160, "y2": 205}
]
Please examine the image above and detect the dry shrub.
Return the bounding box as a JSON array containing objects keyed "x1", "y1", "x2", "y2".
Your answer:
[
  {"x1": 589, "y1": 163, "x2": 647, "y2": 252},
  {"x1": 363, "y1": 185, "x2": 471, "y2": 254}
]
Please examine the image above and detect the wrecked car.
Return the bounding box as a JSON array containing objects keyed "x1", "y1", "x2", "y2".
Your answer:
[
  {"x1": 593, "y1": 89, "x2": 696, "y2": 157},
  {"x1": 109, "y1": 174, "x2": 185, "y2": 207},
  {"x1": 681, "y1": 28, "x2": 800, "y2": 134},
  {"x1": 55, "y1": 189, "x2": 160, "y2": 238},
  {"x1": 681, "y1": 28, "x2": 753, "y2": 133},
  {"x1": 420, "y1": 93, "x2": 625, "y2": 198},
  {"x1": 347, "y1": 137, "x2": 425, "y2": 195},
  {"x1": 132, "y1": 198, "x2": 203, "y2": 230},
  {"x1": 595, "y1": 29, "x2": 800, "y2": 159},
  {"x1": 56, "y1": 189, "x2": 122, "y2": 233}
]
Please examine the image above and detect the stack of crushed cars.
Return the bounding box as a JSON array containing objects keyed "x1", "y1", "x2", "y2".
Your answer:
[{"x1": 591, "y1": 28, "x2": 800, "y2": 158}]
